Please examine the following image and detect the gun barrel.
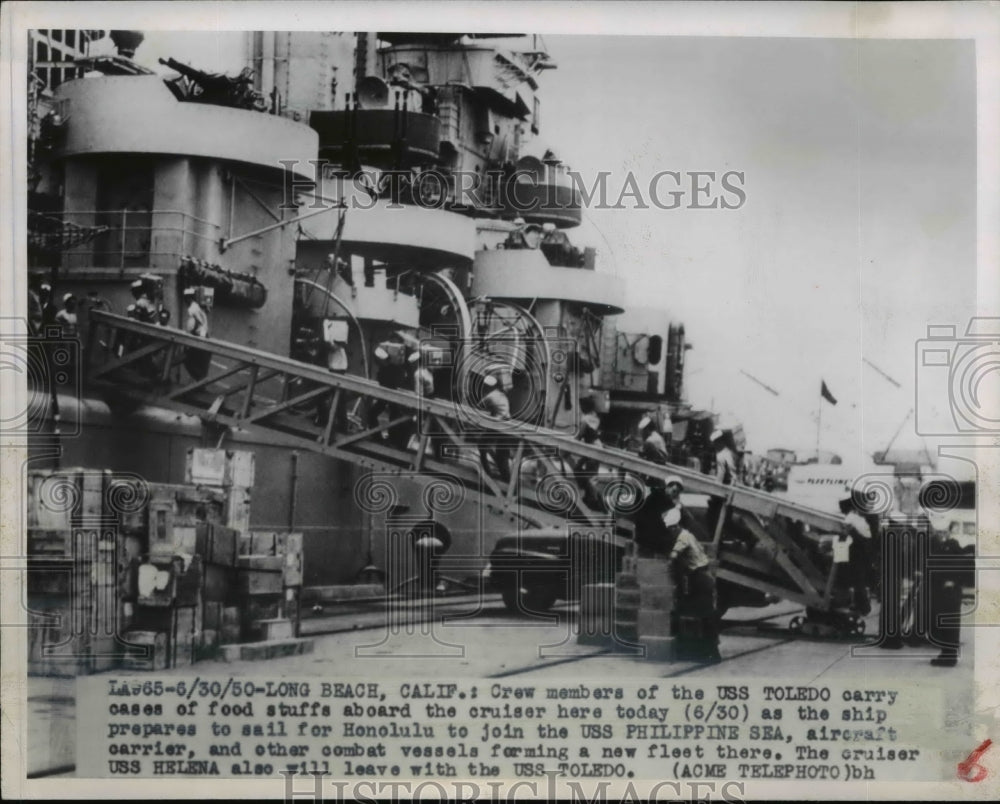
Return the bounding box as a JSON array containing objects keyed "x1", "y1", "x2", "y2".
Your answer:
[{"x1": 159, "y1": 57, "x2": 209, "y2": 81}]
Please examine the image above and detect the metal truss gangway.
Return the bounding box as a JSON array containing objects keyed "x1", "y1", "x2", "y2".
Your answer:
[{"x1": 83, "y1": 311, "x2": 850, "y2": 616}]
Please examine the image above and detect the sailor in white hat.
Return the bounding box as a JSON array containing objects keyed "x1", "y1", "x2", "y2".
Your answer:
[
  {"x1": 662, "y1": 506, "x2": 721, "y2": 663},
  {"x1": 664, "y1": 474, "x2": 685, "y2": 505},
  {"x1": 130, "y1": 279, "x2": 156, "y2": 322},
  {"x1": 639, "y1": 414, "x2": 669, "y2": 465},
  {"x1": 712, "y1": 429, "x2": 736, "y2": 486},
  {"x1": 183, "y1": 287, "x2": 209, "y2": 338},
  {"x1": 838, "y1": 487, "x2": 873, "y2": 615},
  {"x1": 54, "y1": 293, "x2": 78, "y2": 338},
  {"x1": 477, "y1": 372, "x2": 512, "y2": 481}
]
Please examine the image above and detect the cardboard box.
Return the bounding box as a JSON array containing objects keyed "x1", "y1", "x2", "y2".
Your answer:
[
  {"x1": 221, "y1": 607, "x2": 241, "y2": 643},
  {"x1": 283, "y1": 533, "x2": 304, "y2": 586},
  {"x1": 578, "y1": 583, "x2": 615, "y2": 644},
  {"x1": 226, "y1": 488, "x2": 252, "y2": 533},
  {"x1": 226, "y1": 451, "x2": 255, "y2": 488},
  {"x1": 638, "y1": 584, "x2": 674, "y2": 611},
  {"x1": 639, "y1": 634, "x2": 677, "y2": 662},
  {"x1": 239, "y1": 569, "x2": 283, "y2": 595},
  {"x1": 28, "y1": 529, "x2": 71, "y2": 557},
  {"x1": 171, "y1": 608, "x2": 197, "y2": 668},
  {"x1": 238, "y1": 555, "x2": 284, "y2": 572},
  {"x1": 90, "y1": 635, "x2": 126, "y2": 673},
  {"x1": 255, "y1": 618, "x2": 293, "y2": 641},
  {"x1": 147, "y1": 501, "x2": 176, "y2": 555},
  {"x1": 186, "y1": 448, "x2": 228, "y2": 486},
  {"x1": 636, "y1": 558, "x2": 672, "y2": 587},
  {"x1": 31, "y1": 474, "x2": 73, "y2": 532},
  {"x1": 122, "y1": 630, "x2": 168, "y2": 671},
  {"x1": 203, "y1": 565, "x2": 235, "y2": 602},
  {"x1": 250, "y1": 532, "x2": 276, "y2": 556},
  {"x1": 202, "y1": 601, "x2": 222, "y2": 630},
  {"x1": 283, "y1": 551, "x2": 303, "y2": 587},
  {"x1": 637, "y1": 609, "x2": 672, "y2": 637},
  {"x1": 137, "y1": 556, "x2": 202, "y2": 607},
  {"x1": 201, "y1": 523, "x2": 238, "y2": 567},
  {"x1": 185, "y1": 448, "x2": 255, "y2": 488}
]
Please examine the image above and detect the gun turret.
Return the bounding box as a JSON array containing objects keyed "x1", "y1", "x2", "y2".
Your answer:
[
  {"x1": 160, "y1": 57, "x2": 233, "y2": 90},
  {"x1": 160, "y1": 58, "x2": 266, "y2": 112}
]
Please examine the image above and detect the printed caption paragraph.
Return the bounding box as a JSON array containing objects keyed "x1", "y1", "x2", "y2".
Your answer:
[{"x1": 75, "y1": 678, "x2": 946, "y2": 781}]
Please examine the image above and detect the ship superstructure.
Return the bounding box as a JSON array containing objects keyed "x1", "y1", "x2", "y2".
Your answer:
[{"x1": 24, "y1": 30, "x2": 856, "y2": 676}]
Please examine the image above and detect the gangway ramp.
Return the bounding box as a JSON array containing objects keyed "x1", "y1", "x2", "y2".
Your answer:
[{"x1": 83, "y1": 311, "x2": 848, "y2": 613}]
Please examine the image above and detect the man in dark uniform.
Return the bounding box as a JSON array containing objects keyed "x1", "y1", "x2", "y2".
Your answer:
[
  {"x1": 369, "y1": 341, "x2": 410, "y2": 450},
  {"x1": 839, "y1": 491, "x2": 873, "y2": 615},
  {"x1": 478, "y1": 374, "x2": 512, "y2": 481},
  {"x1": 876, "y1": 511, "x2": 956, "y2": 665},
  {"x1": 924, "y1": 526, "x2": 967, "y2": 666}
]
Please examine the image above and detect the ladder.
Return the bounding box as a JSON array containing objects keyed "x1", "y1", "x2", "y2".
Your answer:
[{"x1": 84, "y1": 312, "x2": 849, "y2": 612}]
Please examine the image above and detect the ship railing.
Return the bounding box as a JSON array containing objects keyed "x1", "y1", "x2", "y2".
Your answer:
[{"x1": 33, "y1": 209, "x2": 221, "y2": 274}]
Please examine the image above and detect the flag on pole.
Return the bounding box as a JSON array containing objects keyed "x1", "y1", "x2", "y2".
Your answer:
[{"x1": 820, "y1": 380, "x2": 838, "y2": 405}]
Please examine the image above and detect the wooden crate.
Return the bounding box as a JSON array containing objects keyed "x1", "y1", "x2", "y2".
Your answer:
[
  {"x1": 238, "y1": 569, "x2": 283, "y2": 595},
  {"x1": 122, "y1": 630, "x2": 168, "y2": 671},
  {"x1": 221, "y1": 607, "x2": 241, "y2": 643},
  {"x1": 578, "y1": 582, "x2": 615, "y2": 645},
  {"x1": 29, "y1": 472, "x2": 73, "y2": 532},
  {"x1": 249, "y1": 531, "x2": 277, "y2": 556},
  {"x1": 226, "y1": 451, "x2": 255, "y2": 488},
  {"x1": 200, "y1": 523, "x2": 239, "y2": 567},
  {"x1": 203, "y1": 564, "x2": 235, "y2": 603},
  {"x1": 185, "y1": 448, "x2": 255, "y2": 488},
  {"x1": 185, "y1": 448, "x2": 228, "y2": 486},
  {"x1": 283, "y1": 533, "x2": 304, "y2": 586},
  {"x1": 226, "y1": 487, "x2": 252, "y2": 533},
  {"x1": 171, "y1": 607, "x2": 197, "y2": 668},
  {"x1": 202, "y1": 601, "x2": 223, "y2": 630},
  {"x1": 238, "y1": 555, "x2": 284, "y2": 572}
]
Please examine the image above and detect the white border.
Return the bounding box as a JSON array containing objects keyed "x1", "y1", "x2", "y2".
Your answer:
[{"x1": 2, "y1": 2, "x2": 998, "y2": 800}]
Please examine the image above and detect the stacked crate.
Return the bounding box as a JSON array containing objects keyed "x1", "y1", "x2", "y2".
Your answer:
[
  {"x1": 26, "y1": 469, "x2": 130, "y2": 676},
  {"x1": 196, "y1": 521, "x2": 240, "y2": 656},
  {"x1": 127, "y1": 478, "x2": 231, "y2": 668},
  {"x1": 26, "y1": 450, "x2": 308, "y2": 673},
  {"x1": 577, "y1": 582, "x2": 616, "y2": 645},
  {"x1": 609, "y1": 549, "x2": 678, "y2": 661},
  {"x1": 237, "y1": 531, "x2": 304, "y2": 641},
  {"x1": 612, "y1": 551, "x2": 640, "y2": 646},
  {"x1": 182, "y1": 448, "x2": 256, "y2": 651},
  {"x1": 635, "y1": 556, "x2": 677, "y2": 661}
]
